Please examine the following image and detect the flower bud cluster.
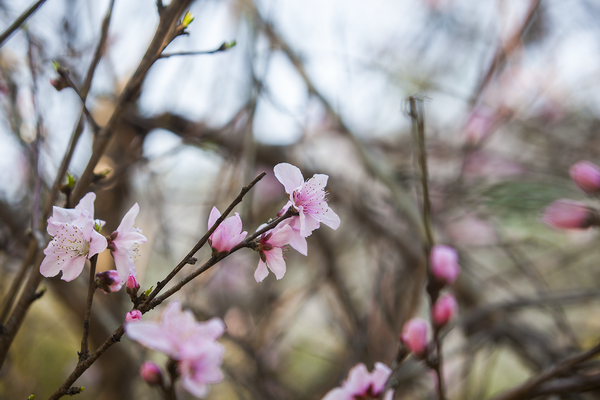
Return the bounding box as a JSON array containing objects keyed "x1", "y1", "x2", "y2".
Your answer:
[{"x1": 542, "y1": 160, "x2": 600, "y2": 230}]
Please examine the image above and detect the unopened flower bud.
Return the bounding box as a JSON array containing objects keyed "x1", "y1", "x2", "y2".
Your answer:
[
  {"x1": 432, "y1": 294, "x2": 458, "y2": 327},
  {"x1": 126, "y1": 275, "x2": 140, "y2": 296},
  {"x1": 570, "y1": 161, "x2": 600, "y2": 194},
  {"x1": 126, "y1": 310, "x2": 142, "y2": 322},
  {"x1": 96, "y1": 270, "x2": 123, "y2": 293},
  {"x1": 401, "y1": 318, "x2": 429, "y2": 357},
  {"x1": 140, "y1": 361, "x2": 163, "y2": 387},
  {"x1": 50, "y1": 77, "x2": 68, "y2": 91},
  {"x1": 430, "y1": 245, "x2": 460, "y2": 286},
  {"x1": 541, "y1": 199, "x2": 595, "y2": 230}
]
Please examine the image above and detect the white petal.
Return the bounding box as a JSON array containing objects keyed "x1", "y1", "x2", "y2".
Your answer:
[{"x1": 274, "y1": 163, "x2": 304, "y2": 194}]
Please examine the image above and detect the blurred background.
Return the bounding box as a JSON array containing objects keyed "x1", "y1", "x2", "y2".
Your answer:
[{"x1": 2, "y1": 0, "x2": 600, "y2": 398}]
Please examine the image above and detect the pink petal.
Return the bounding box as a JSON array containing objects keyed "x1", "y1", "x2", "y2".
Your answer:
[
  {"x1": 49, "y1": 206, "x2": 80, "y2": 224},
  {"x1": 321, "y1": 387, "x2": 349, "y2": 400},
  {"x1": 274, "y1": 163, "x2": 304, "y2": 194},
  {"x1": 264, "y1": 248, "x2": 287, "y2": 280},
  {"x1": 254, "y1": 260, "x2": 269, "y2": 282},
  {"x1": 75, "y1": 192, "x2": 96, "y2": 216},
  {"x1": 208, "y1": 206, "x2": 221, "y2": 229},
  {"x1": 200, "y1": 318, "x2": 226, "y2": 340},
  {"x1": 317, "y1": 207, "x2": 341, "y2": 230},
  {"x1": 371, "y1": 362, "x2": 392, "y2": 393},
  {"x1": 344, "y1": 363, "x2": 371, "y2": 393},
  {"x1": 268, "y1": 224, "x2": 294, "y2": 247},
  {"x1": 89, "y1": 230, "x2": 108, "y2": 257},
  {"x1": 125, "y1": 322, "x2": 176, "y2": 355},
  {"x1": 180, "y1": 375, "x2": 209, "y2": 398},
  {"x1": 288, "y1": 231, "x2": 308, "y2": 256},
  {"x1": 59, "y1": 256, "x2": 87, "y2": 282}
]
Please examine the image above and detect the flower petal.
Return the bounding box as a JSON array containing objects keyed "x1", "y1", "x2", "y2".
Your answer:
[
  {"x1": 208, "y1": 206, "x2": 221, "y2": 230},
  {"x1": 264, "y1": 247, "x2": 286, "y2": 280},
  {"x1": 274, "y1": 163, "x2": 304, "y2": 194},
  {"x1": 254, "y1": 259, "x2": 269, "y2": 282},
  {"x1": 58, "y1": 256, "x2": 87, "y2": 282},
  {"x1": 318, "y1": 207, "x2": 341, "y2": 230},
  {"x1": 75, "y1": 192, "x2": 96, "y2": 216}
]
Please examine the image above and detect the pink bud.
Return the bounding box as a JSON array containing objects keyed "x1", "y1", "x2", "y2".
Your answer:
[
  {"x1": 541, "y1": 199, "x2": 595, "y2": 230},
  {"x1": 430, "y1": 245, "x2": 460, "y2": 286},
  {"x1": 140, "y1": 361, "x2": 163, "y2": 387},
  {"x1": 570, "y1": 161, "x2": 600, "y2": 194},
  {"x1": 97, "y1": 270, "x2": 123, "y2": 293},
  {"x1": 126, "y1": 275, "x2": 140, "y2": 296},
  {"x1": 126, "y1": 310, "x2": 142, "y2": 322},
  {"x1": 432, "y1": 294, "x2": 458, "y2": 327},
  {"x1": 401, "y1": 318, "x2": 429, "y2": 356}
]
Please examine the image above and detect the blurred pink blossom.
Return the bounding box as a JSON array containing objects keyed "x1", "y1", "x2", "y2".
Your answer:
[
  {"x1": 108, "y1": 203, "x2": 147, "y2": 284},
  {"x1": 126, "y1": 301, "x2": 225, "y2": 397},
  {"x1": 401, "y1": 318, "x2": 429, "y2": 356},
  {"x1": 432, "y1": 294, "x2": 458, "y2": 327},
  {"x1": 446, "y1": 214, "x2": 497, "y2": 246},
  {"x1": 97, "y1": 270, "x2": 123, "y2": 293},
  {"x1": 570, "y1": 161, "x2": 600, "y2": 194},
  {"x1": 464, "y1": 107, "x2": 497, "y2": 146},
  {"x1": 207, "y1": 206, "x2": 247, "y2": 253},
  {"x1": 274, "y1": 163, "x2": 340, "y2": 237},
  {"x1": 541, "y1": 199, "x2": 595, "y2": 230},
  {"x1": 430, "y1": 245, "x2": 460, "y2": 286},
  {"x1": 40, "y1": 192, "x2": 107, "y2": 282},
  {"x1": 322, "y1": 362, "x2": 394, "y2": 400},
  {"x1": 126, "y1": 310, "x2": 142, "y2": 322},
  {"x1": 254, "y1": 223, "x2": 294, "y2": 282},
  {"x1": 140, "y1": 361, "x2": 163, "y2": 387}
]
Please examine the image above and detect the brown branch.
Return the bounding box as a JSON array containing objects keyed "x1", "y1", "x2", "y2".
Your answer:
[
  {"x1": 69, "y1": 0, "x2": 194, "y2": 207},
  {"x1": 491, "y1": 340, "x2": 600, "y2": 400},
  {"x1": 0, "y1": 0, "x2": 49, "y2": 47},
  {"x1": 0, "y1": 0, "x2": 117, "y2": 371},
  {"x1": 159, "y1": 41, "x2": 236, "y2": 58},
  {"x1": 78, "y1": 255, "x2": 98, "y2": 363},
  {"x1": 141, "y1": 171, "x2": 268, "y2": 309}
]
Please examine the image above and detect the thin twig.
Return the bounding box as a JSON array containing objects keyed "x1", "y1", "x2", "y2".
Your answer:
[
  {"x1": 56, "y1": 67, "x2": 101, "y2": 133},
  {"x1": 141, "y1": 171, "x2": 267, "y2": 309},
  {"x1": 0, "y1": 0, "x2": 49, "y2": 47},
  {"x1": 149, "y1": 206, "x2": 297, "y2": 308},
  {"x1": 78, "y1": 255, "x2": 98, "y2": 363},
  {"x1": 159, "y1": 41, "x2": 235, "y2": 58},
  {"x1": 69, "y1": 0, "x2": 194, "y2": 206},
  {"x1": 0, "y1": 0, "x2": 117, "y2": 370},
  {"x1": 491, "y1": 340, "x2": 600, "y2": 400}
]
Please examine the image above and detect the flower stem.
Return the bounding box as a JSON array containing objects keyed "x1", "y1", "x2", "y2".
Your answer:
[{"x1": 79, "y1": 254, "x2": 98, "y2": 363}]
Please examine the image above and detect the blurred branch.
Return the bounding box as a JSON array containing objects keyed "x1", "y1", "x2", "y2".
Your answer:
[
  {"x1": 69, "y1": 0, "x2": 194, "y2": 206},
  {"x1": 0, "y1": 0, "x2": 117, "y2": 371},
  {"x1": 159, "y1": 41, "x2": 237, "y2": 58},
  {"x1": 0, "y1": 0, "x2": 49, "y2": 47},
  {"x1": 491, "y1": 340, "x2": 600, "y2": 400},
  {"x1": 469, "y1": 0, "x2": 541, "y2": 106}
]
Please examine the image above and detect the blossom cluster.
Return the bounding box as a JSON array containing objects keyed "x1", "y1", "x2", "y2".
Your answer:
[
  {"x1": 208, "y1": 163, "x2": 340, "y2": 282},
  {"x1": 40, "y1": 192, "x2": 147, "y2": 285},
  {"x1": 322, "y1": 363, "x2": 394, "y2": 400},
  {"x1": 125, "y1": 301, "x2": 225, "y2": 397},
  {"x1": 542, "y1": 160, "x2": 600, "y2": 230},
  {"x1": 401, "y1": 245, "x2": 460, "y2": 357}
]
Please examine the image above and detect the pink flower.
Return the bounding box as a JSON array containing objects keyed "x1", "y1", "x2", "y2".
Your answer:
[
  {"x1": 274, "y1": 163, "x2": 341, "y2": 237},
  {"x1": 40, "y1": 192, "x2": 107, "y2": 282},
  {"x1": 178, "y1": 339, "x2": 226, "y2": 397},
  {"x1": 322, "y1": 362, "x2": 394, "y2": 400},
  {"x1": 541, "y1": 199, "x2": 595, "y2": 230},
  {"x1": 140, "y1": 361, "x2": 164, "y2": 387},
  {"x1": 208, "y1": 206, "x2": 247, "y2": 253},
  {"x1": 430, "y1": 245, "x2": 460, "y2": 286},
  {"x1": 254, "y1": 223, "x2": 294, "y2": 282},
  {"x1": 126, "y1": 310, "x2": 142, "y2": 322},
  {"x1": 401, "y1": 318, "x2": 429, "y2": 356},
  {"x1": 97, "y1": 270, "x2": 123, "y2": 293},
  {"x1": 108, "y1": 203, "x2": 147, "y2": 284},
  {"x1": 432, "y1": 294, "x2": 458, "y2": 327},
  {"x1": 125, "y1": 301, "x2": 225, "y2": 397},
  {"x1": 570, "y1": 161, "x2": 600, "y2": 194}
]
